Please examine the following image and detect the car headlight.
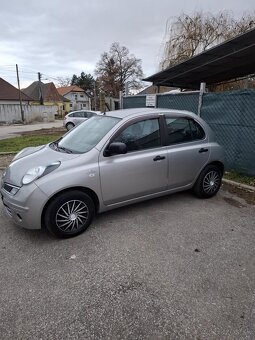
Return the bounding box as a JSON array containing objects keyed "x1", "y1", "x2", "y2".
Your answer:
[{"x1": 22, "y1": 161, "x2": 60, "y2": 185}]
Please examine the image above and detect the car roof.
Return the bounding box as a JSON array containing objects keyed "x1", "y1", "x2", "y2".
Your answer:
[
  {"x1": 105, "y1": 108, "x2": 197, "y2": 119},
  {"x1": 69, "y1": 110, "x2": 97, "y2": 113}
]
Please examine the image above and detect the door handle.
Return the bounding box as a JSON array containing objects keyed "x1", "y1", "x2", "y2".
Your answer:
[
  {"x1": 199, "y1": 148, "x2": 208, "y2": 153},
  {"x1": 153, "y1": 155, "x2": 166, "y2": 161}
]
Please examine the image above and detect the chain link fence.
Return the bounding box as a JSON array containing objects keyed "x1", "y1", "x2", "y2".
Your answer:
[
  {"x1": 157, "y1": 92, "x2": 200, "y2": 113},
  {"x1": 123, "y1": 89, "x2": 255, "y2": 176}
]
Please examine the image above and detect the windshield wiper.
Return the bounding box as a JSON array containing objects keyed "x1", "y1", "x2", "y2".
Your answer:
[
  {"x1": 50, "y1": 141, "x2": 73, "y2": 153},
  {"x1": 57, "y1": 145, "x2": 73, "y2": 153}
]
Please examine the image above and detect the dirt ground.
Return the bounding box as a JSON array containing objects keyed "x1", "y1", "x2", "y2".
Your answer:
[
  {"x1": 17, "y1": 127, "x2": 66, "y2": 136},
  {"x1": 0, "y1": 154, "x2": 15, "y2": 168}
]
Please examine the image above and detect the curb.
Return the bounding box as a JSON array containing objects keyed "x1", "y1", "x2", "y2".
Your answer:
[
  {"x1": 222, "y1": 178, "x2": 255, "y2": 192},
  {"x1": 0, "y1": 152, "x2": 17, "y2": 155}
]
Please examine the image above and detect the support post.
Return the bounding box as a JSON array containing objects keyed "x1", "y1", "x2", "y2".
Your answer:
[
  {"x1": 94, "y1": 80, "x2": 97, "y2": 111},
  {"x1": 198, "y1": 82, "x2": 206, "y2": 117},
  {"x1": 38, "y1": 72, "x2": 43, "y2": 105},
  {"x1": 16, "y1": 64, "x2": 24, "y2": 123},
  {"x1": 119, "y1": 91, "x2": 123, "y2": 109}
]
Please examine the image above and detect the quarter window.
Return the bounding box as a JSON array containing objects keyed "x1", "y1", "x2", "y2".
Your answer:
[
  {"x1": 165, "y1": 117, "x2": 205, "y2": 144},
  {"x1": 189, "y1": 119, "x2": 205, "y2": 140},
  {"x1": 113, "y1": 119, "x2": 161, "y2": 152}
]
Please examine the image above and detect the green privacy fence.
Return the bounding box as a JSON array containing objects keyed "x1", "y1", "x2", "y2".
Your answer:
[
  {"x1": 201, "y1": 90, "x2": 255, "y2": 176},
  {"x1": 123, "y1": 89, "x2": 255, "y2": 176},
  {"x1": 123, "y1": 95, "x2": 146, "y2": 108},
  {"x1": 157, "y1": 92, "x2": 199, "y2": 113}
]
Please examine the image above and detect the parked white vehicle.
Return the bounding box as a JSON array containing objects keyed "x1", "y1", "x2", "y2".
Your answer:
[{"x1": 63, "y1": 110, "x2": 99, "y2": 130}]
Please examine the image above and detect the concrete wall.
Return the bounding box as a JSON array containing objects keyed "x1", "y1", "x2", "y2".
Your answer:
[{"x1": 0, "y1": 104, "x2": 57, "y2": 124}]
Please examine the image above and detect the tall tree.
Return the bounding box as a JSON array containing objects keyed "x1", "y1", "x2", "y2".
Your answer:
[
  {"x1": 95, "y1": 42, "x2": 143, "y2": 97},
  {"x1": 71, "y1": 72, "x2": 95, "y2": 92},
  {"x1": 161, "y1": 11, "x2": 255, "y2": 69}
]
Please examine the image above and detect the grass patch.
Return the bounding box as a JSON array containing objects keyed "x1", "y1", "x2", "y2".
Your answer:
[
  {"x1": 224, "y1": 171, "x2": 255, "y2": 187},
  {"x1": 0, "y1": 134, "x2": 63, "y2": 153}
]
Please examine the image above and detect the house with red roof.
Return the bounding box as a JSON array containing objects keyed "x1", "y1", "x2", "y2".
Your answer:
[
  {"x1": 0, "y1": 78, "x2": 56, "y2": 123},
  {"x1": 22, "y1": 81, "x2": 70, "y2": 115},
  {"x1": 0, "y1": 77, "x2": 32, "y2": 104},
  {"x1": 57, "y1": 85, "x2": 91, "y2": 111}
]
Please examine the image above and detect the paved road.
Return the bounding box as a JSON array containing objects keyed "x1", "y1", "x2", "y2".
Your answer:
[
  {"x1": 0, "y1": 183, "x2": 254, "y2": 339},
  {"x1": 0, "y1": 121, "x2": 63, "y2": 140}
]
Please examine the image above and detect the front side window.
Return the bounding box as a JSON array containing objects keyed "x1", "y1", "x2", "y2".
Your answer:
[
  {"x1": 166, "y1": 117, "x2": 205, "y2": 145},
  {"x1": 113, "y1": 118, "x2": 161, "y2": 152}
]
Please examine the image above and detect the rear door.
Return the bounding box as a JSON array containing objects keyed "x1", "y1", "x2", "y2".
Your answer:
[
  {"x1": 164, "y1": 116, "x2": 210, "y2": 189},
  {"x1": 99, "y1": 117, "x2": 168, "y2": 205},
  {"x1": 74, "y1": 111, "x2": 87, "y2": 125}
]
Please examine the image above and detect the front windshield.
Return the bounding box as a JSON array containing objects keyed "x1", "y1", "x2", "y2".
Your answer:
[{"x1": 56, "y1": 116, "x2": 121, "y2": 153}]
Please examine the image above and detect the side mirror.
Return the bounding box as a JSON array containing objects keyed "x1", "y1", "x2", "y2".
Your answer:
[{"x1": 104, "y1": 142, "x2": 127, "y2": 156}]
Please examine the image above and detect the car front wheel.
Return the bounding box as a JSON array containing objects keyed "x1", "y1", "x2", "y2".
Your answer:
[
  {"x1": 44, "y1": 190, "x2": 95, "y2": 238},
  {"x1": 193, "y1": 165, "x2": 222, "y2": 198}
]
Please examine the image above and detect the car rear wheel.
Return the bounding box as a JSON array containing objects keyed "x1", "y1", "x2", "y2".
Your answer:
[
  {"x1": 44, "y1": 190, "x2": 95, "y2": 238},
  {"x1": 193, "y1": 165, "x2": 222, "y2": 198},
  {"x1": 66, "y1": 122, "x2": 75, "y2": 130}
]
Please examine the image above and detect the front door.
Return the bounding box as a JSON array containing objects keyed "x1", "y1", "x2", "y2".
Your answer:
[{"x1": 99, "y1": 118, "x2": 168, "y2": 205}]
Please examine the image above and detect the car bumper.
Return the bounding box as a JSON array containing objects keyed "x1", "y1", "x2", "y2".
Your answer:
[{"x1": 1, "y1": 183, "x2": 49, "y2": 230}]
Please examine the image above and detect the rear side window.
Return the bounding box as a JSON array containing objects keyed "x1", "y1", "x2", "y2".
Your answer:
[
  {"x1": 73, "y1": 112, "x2": 84, "y2": 118},
  {"x1": 87, "y1": 112, "x2": 95, "y2": 118},
  {"x1": 189, "y1": 119, "x2": 205, "y2": 140},
  {"x1": 165, "y1": 117, "x2": 205, "y2": 145}
]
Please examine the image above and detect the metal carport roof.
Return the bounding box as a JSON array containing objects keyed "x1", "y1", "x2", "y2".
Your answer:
[{"x1": 144, "y1": 28, "x2": 255, "y2": 89}]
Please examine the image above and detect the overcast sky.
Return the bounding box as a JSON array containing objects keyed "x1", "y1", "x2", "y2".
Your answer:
[{"x1": 1, "y1": 0, "x2": 254, "y2": 88}]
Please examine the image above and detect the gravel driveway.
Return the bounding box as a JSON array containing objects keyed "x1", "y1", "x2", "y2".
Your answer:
[{"x1": 0, "y1": 181, "x2": 254, "y2": 339}]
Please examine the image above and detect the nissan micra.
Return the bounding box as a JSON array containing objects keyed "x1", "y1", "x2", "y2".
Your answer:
[{"x1": 1, "y1": 108, "x2": 224, "y2": 238}]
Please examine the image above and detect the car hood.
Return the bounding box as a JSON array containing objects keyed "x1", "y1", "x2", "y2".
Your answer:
[{"x1": 3, "y1": 144, "x2": 81, "y2": 187}]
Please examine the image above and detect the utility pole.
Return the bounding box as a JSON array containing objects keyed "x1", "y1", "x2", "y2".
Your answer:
[
  {"x1": 38, "y1": 72, "x2": 43, "y2": 105},
  {"x1": 16, "y1": 64, "x2": 24, "y2": 122},
  {"x1": 94, "y1": 80, "x2": 97, "y2": 111}
]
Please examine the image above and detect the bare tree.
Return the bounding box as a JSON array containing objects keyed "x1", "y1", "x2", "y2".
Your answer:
[
  {"x1": 56, "y1": 76, "x2": 72, "y2": 87},
  {"x1": 95, "y1": 42, "x2": 143, "y2": 97},
  {"x1": 161, "y1": 11, "x2": 255, "y2": 69}
]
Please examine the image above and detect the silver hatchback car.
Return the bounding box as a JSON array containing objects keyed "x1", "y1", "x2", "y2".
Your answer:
[{"x1": 1, "y1": 108, "x2": 224, "y2": 238}]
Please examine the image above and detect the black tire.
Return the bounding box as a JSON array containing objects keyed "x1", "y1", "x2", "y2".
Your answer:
[
  {"x1": 44, "y1": 190, "x2": 95, "y2": 238},
  {"x1": 66, "y1": 122, "x2": 74, "y2": 130},
  {"x1": 193, "y1": 165, "x2": 222, "y2": 198}
]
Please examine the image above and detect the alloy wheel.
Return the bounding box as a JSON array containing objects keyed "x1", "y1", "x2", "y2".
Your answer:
[
  {"x1": 56, "y1": 200, "x2": 88, "y2": 232},
  {"x1": 203, "y1": 170, "x2": 221, "y2": 194}
]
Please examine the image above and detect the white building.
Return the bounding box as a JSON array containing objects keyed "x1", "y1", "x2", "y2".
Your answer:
[{"x1": 57, "y1": 85, "x2": 91, "y2": 111}]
